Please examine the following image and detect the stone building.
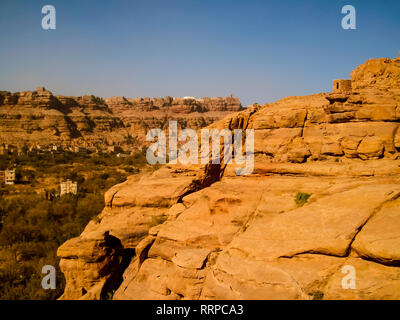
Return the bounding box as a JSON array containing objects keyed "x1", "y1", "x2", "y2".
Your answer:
[
  {"x1": 0, "y1": 144, "x2": 16, "y2": 155},
  {"x1": 73, "y1": 146, "x2": 87, "y2": 153},
  {"x1": 60, "y1": 180, "x2": 78, "y2": 196},
  {"x1": 107, "y1": 145, "x2": 122, "y2": 153},
  {"x1": 333, "y1": 79, "x2": 352, "y2": 93},
  {"x1": 4, "y1": 169, "x2": 16, "y2": 185},
  {"x1": 52, "y1": 145, "x2": 62, "y2": 152},
  {"x1": 116, "y1": 153, "x2": 128, "y2": 158}
]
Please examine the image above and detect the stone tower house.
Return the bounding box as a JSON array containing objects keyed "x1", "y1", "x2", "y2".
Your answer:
[
  {"x1": 333, "y1": 79, "x2": 352, "y2": 93},
  {"x1": 60, "y1": 180, "x2": 78, "y2": 196}
]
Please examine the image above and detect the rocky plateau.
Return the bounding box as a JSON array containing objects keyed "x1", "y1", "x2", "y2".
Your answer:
[{"x1": 0, "y1": 89, "x2": 242, "y2": 151}]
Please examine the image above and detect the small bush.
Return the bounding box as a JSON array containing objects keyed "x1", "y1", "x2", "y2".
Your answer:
[
  {"x1": 308, "y1": 290, "x2": 324, "y2": 300},
  {"x1": 295, "y1": 192, "x2": 312, "y2": 207}
]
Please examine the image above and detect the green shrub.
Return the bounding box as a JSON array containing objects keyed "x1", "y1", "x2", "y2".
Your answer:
[
  {"x1": 308, "y1": 290, "x2": 324, "y2": 300},
  {"x1": 295, "y1": 192, "x2": 312, "y2": 207}
]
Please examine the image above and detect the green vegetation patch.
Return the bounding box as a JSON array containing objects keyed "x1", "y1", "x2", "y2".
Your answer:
[
  {"x1": 295, "y1": 192, "x2": 312, "y2": 207},
  {"x1": 0, "y1": 149, "x2": 149, "y2": 300}
]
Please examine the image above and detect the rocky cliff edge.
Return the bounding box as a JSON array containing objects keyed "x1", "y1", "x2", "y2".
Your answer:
[{"x1": 58, "y1": 53, "x2": 400, "y2": 300}]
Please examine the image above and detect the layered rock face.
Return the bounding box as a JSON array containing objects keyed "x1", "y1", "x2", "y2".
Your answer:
[
  {"x1": 58, "y1": 53, "x2": 400, "y2": 300},
  {"x1": 0, "y1": 88, "x2": 125, "y2": 147},
  {"x1": 105, "y1": 95, "x2": 242, "y2": 146},
  {"x1": 351, "y1": 51, "x2": 400, "y2": 94},
  {"x1": 0, "y1": 89, "x2": 241, "y2": 149}
]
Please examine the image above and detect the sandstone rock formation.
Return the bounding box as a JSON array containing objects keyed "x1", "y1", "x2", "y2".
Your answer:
[
  {"x1": 0, "y1": 90, "x2": 242, "y2": 150},
  {"x1": 58, "y1": 52, "x2": 400, "y2": 300},
  {"x1": 351, "y1": 52, "x2": 400, "y2": 94},
  {"x1": 0, "y1": 89, "x2": 124, "y2": 148},
  {"x1": 105, "y1": 95, "x2": 242, "y2": 147}
]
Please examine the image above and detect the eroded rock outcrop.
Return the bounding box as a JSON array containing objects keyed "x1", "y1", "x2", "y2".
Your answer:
[
  {"x1": 57, "y1": 164, "x2": 222, "y2": 299},
  {"x1": 351, "y1": 51, "x2": 400, "y2": 93},
  {"x1": 58, "y1": 52, "x2": 400, "y2": 300},
  {"x1": 0, "y1": 90, "x2": 241, "y2": 150},
  {"x1": 0, "y1": 89, "x2": 124, "y2": 148},
  {"x1": 104, "y1": 95, "x2": 242, "y2": 147}
]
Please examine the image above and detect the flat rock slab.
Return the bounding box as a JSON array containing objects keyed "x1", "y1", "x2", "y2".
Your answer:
[
  {"x1": 352, "y1": 198, "x2": 400, "y2": 265},
  {"x1": 228, "y1": 184, "x2": 400, "y2": 260},
  {"x1": 324, "y1": 257, "x2": 400, "y2": 300}
]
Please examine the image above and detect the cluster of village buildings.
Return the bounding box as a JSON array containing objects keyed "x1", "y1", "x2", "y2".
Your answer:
[
  {"x1": 0, "y1": 143, "x2": 131, "y2": 197},
  {"x1": 1, "y1": 168, "x2": 78, "y2": 197},
  {"x1": 0, "y1": 143, "x2": 130, "y2": 156}
]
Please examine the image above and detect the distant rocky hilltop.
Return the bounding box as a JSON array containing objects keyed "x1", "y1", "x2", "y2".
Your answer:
[
  {"x1": 57, "y1": 51, "x2": 400, "y2": 300},
  {"x1": 0, "y1": 89, "x2": 242, "y2": 152}
]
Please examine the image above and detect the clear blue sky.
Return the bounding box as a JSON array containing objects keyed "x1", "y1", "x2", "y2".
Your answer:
[{"x1": 0, "y1": 0, "x2": 399, "y2": 106}]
